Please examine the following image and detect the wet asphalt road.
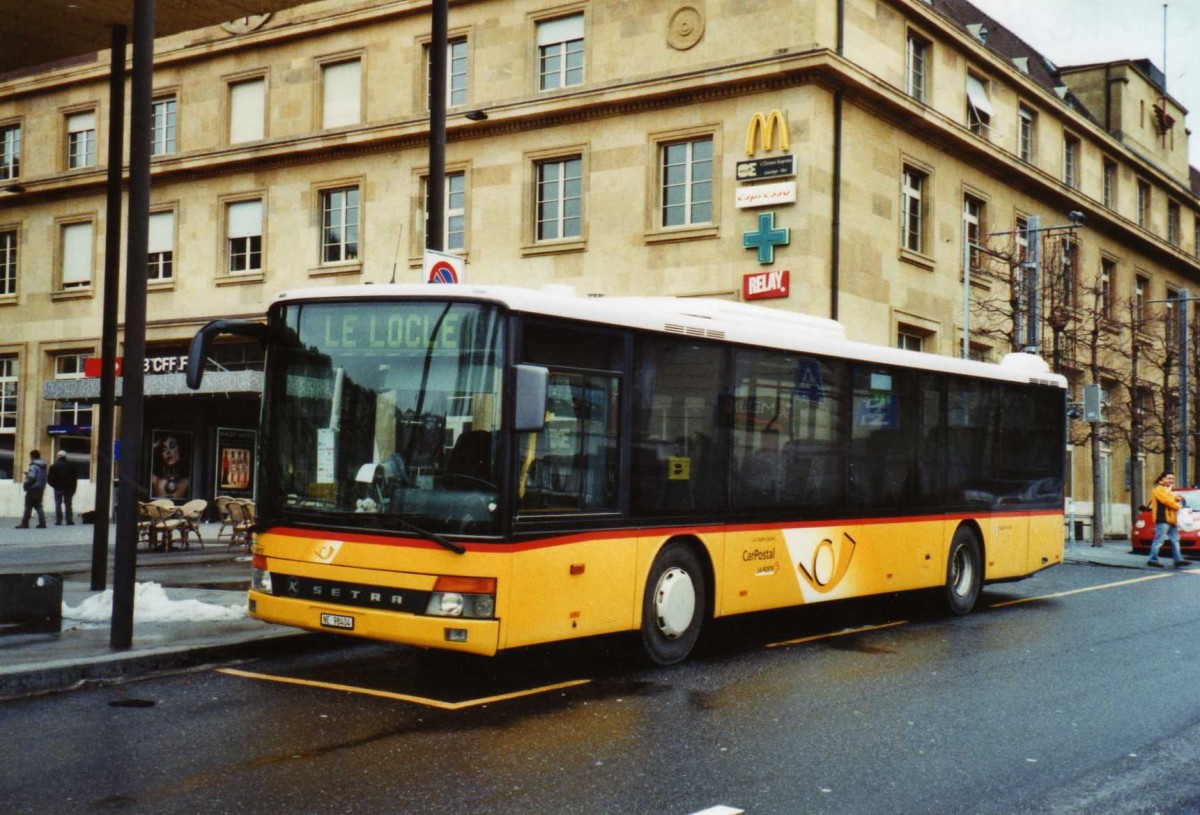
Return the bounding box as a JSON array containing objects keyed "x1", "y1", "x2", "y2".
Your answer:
[{"x1": 4, "y1": 561, "x2": 1200, "y2": 815}]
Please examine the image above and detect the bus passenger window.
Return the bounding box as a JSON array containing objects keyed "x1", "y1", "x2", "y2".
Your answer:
[{"x1": 518, "y1": 371, "x2": 620, "y2": 514}]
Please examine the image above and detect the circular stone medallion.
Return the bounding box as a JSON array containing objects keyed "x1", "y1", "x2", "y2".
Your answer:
[{"x1": 667, "y1": 6, "x2": 705, "y2": 51}]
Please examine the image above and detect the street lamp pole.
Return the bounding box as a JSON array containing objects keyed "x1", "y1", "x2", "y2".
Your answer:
[{"x1": 426, "y1": 0, "x2": 448, "y2": 253}]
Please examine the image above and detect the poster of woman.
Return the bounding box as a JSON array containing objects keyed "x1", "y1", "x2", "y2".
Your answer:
[
  {"x1": 150, "y1": 430, "x2": 192, "y2": 500},
  {"x1": 216, "y1": 427, "x2": 256, "y2": 496}
]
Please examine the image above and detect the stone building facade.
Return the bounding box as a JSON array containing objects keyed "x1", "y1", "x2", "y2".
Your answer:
[{"x1": 1, "y1": 0, "x2": 1198, "y2": 531}]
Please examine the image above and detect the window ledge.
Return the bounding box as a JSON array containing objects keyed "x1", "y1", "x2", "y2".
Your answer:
[
  {"x1": 521, "y1": 238, "x2": 586, "y2": 257},
  {"x1": 215, "y1": 272, "x2": 264, "y2": 287},
  {"x1": 308, "y1": 262, "x2": 362, "y2": 278},
  {"x1": 52, "y1": 287, "x2": 94, "y2": 302},
  {"x1": 645, "y1": 224, "x2": 719, "y2": 245},
  {"x1": 0, "y1": 294, "x2": 15, "y2": 307},
  {"x1": 899, "y1": 248, "x2": 935, "y2": 271},
  {"x1": 147, "y1": 280, "x2": 175, "y2": 292}
]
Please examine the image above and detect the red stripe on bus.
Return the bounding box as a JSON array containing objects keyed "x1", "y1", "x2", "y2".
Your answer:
[{"x1": 266, "y1": 509, "x2": 1063, "y2": 554}]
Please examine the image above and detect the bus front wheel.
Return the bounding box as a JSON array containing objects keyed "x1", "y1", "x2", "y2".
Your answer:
[
  {"x1": 943, "y1": 527, "x2": 982, "y2": 615},
  {"x1": 640, "y1": 544, "x2": 707, "y2": 666}
]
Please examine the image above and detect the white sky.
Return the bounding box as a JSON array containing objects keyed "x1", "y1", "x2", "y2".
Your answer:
[{"x1": 967, "y1": 0, "x2": 1200, "y2": 168}]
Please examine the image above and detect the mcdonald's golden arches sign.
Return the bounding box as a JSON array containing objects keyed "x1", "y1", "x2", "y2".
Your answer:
[{"x1": 745, "y1": 110, "x2": 789, "y2": 156}]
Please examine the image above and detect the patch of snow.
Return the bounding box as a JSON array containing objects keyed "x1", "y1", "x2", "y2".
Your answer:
[{"x1": 63, "y1": 582, "x2": 245, "y2": 623}]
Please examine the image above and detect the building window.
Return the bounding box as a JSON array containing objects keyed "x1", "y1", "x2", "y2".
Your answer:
[
  {"x1": 661, "y1": 137, "x2": 713, "y2": 228},
  {"x1": 1058, "y1": 238, "x2": 1077, "y2": 307},
  {"x1": 229, "y1": 77, "x2": 265, "y2": 144},
  {"x1": 1063, "y1": 134, "x2": 1080, "y2": 189},
  {"x1": 0, "y1": 355, "x2": 16, "y2": 480},
  {"x1": 963, "y1": 195, "x2": 986, "y2": 272},
  {"x1": 1100, "y1": 257, "x2": 1115, "y2": 321},
  {"x1": 448, "y1": 40, "x2": 468, "y2": 106},
  {"x1": 1018, "y1": 105, "x2": 1035, "y2": 162},
  {"x1": 147, "y1": 211, "x2": 175, "y2": 282},
  {"x1": 226, "y1": 199, "x2": 263, "y2": 274},
  {"x1": 60, "y1": 221, "x2": 93, "y2": 290},
  {"x1": 1103, "y1": 158, "x2": 1117, "y2": 209},
  {"x1": 1135, "y1": 274, "x2": 1148, "y2": 325},
  {"x1": 906, "y1": 33, "x2": 928, "y2": 103},
  {"x1": 537, "y1": 14, "x2": 584, "y2": 91},
  {"x1": 421, "y1": 171, "x2": 467, "y2": 253},
  {"x1": 0, "y1": 123, "x2": 20, "y2": 180},
  {"x1": 66, "y1": 111, "x2": 96, "y2": 169},
  {"x1": 1137, "y1": 180, "x2": 1151, "y2": 228},
  {"x1": 151, "y1": 97, "x2": 176, "y2": 156},
  {"x1": 901, "y1": 166, "x2": 926, "y2": 254},
  {"x1": 427, "y1": 40, "x2": 469, "y2": 109},
  {"x1": 322, "y1": 59, "x2": 361, "y2": 129},
  {"x1": 966, "y1": 74, "x2": 991, "y2": 136},
  {"x1": 897, "y1": 329, "x2": 925, "y2": 352},
  {"x1": 1168, "y1": 201, "x2": 1181, "y2": 246},
  {"x1": 52, "y1": 353, "x2": 92, "y2": 478},
  {"x1": 321, "y1": 186, "x2": 360, "y2": 264},
  {"x1": 1167, "y1": 287, "x2": 1180, "y2": 344},
  {"x1": 0, "y1": 229, "x2": 15, "y2": 296},
  {"x1": 536, "y1": 157, "x2": 582, "y2": 241},
  {"x1": 1194, "y1": 216, "x2": 1200, "y2": 259}
]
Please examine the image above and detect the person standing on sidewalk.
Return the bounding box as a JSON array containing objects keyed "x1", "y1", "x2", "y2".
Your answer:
[
  {"x1": 16, "y1": 449, "x2": 48, "y2": 529},
  {"x1": 47, "y1": 450, "x2": 77, "y2": 526},
  {"x1": 1148, "y1": 470, "x2": 1191, "y2": 569}
]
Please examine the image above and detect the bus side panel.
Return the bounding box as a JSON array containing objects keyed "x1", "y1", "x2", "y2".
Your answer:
[
  {"x1": 1027, "y1": 511, "x2": 1065, "y2": 573},
  {"x1": 503, "y1": 536, "x2": 639, "y2": 649},
  {"x1": 984, "y1": 513, "x2": 1030, "y2": 580},
  {"x1": 719, "y1": 520, "x2": 944, "y2": 617}
]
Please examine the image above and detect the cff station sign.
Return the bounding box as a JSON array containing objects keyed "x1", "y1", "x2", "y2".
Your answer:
[{"x1": 743, "y1": 270, "x2": 790, "y2": 300}]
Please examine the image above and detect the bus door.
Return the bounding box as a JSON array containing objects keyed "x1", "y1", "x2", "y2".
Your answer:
[{"x1": 507, "y1": 368, "x2": 634, "y2": 646}]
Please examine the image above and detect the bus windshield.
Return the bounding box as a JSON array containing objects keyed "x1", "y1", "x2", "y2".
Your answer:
[{"x1": 261, "y1": 300, "x2": 505, "y2": 537}]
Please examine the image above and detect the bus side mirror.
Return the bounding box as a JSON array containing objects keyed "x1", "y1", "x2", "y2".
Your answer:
[
  {"x1": 513, "y1": 365, "x2": 549, "y2": 432},
  {"x1": 186, "y1": 319, "x2": 271, "y2": 390}
]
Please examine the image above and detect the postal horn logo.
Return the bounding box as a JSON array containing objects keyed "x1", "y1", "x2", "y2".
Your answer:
[
  {"x1": 745, "y1": 110, "x2": 790, "y2": 156},
  {"x1": 796, "y1": 532, "x2": 857, "y2": 594}
]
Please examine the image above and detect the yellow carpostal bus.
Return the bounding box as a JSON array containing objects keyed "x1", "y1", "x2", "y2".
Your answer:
[{"x1": 188, "y1": 284, "x2": 1066, "y2": 664}]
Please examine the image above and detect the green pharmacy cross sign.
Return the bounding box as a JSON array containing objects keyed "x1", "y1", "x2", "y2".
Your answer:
[{"x1": 743, "y1": 211, "x2": 790, "y2": 264}]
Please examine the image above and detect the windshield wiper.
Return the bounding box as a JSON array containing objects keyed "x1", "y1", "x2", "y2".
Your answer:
[
  {"x1": 380, "y1": 514, "x2": 465, "y2": 555},
  {"x1": 279, "y1": 508, "x2": 465, "y2": 555}
]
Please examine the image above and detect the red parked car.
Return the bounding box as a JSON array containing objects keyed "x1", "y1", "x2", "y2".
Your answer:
[{"x1": 1131, "y1": 488, "x2": 1200, "y2": 556}]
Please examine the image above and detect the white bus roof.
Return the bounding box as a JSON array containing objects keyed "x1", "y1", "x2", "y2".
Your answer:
[{"x1": 274, "y1": 283, "x2": 1067, "y2": 389}]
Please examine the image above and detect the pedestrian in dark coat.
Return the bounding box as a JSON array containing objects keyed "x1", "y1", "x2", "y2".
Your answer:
[
  {"x1": 48, "y1": 450, "x2": 78, "y2": 526},
  {"x1": 16, "y1": 449, "x2": 48, "y2": 529}
]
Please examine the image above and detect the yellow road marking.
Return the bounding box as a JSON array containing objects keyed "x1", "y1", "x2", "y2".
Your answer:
[
  {"x1": 989, "y1": 572, "x2": 1175, "y2": 608},
  {"x1": 217, "y1": 667, "x2": 590, "y2": 709},
  {"x1": 766, "y1": 619, "x2": 908, "y2": 649}
]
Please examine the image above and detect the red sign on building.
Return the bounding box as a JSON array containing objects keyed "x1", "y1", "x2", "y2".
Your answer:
[{"x1": 743, "y1": 270, "x2": 790, "y2": 300}]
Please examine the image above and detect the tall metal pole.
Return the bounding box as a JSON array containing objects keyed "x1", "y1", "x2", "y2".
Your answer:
[
  {"x1": 426, "y1": 0, "x2": 448, "y2": 252},
  {"x1": 1180, "y1": 287, "x2": 1189, "y2": 484},
  {"x1": 111, "y1": 0, "x2": 154, "y2": 649},
  {"x1": 92, "y1": 24, "x2": 126, "y2": 591},
  {"x1": 962, "y1": 208, "x2": 971, "y2": 359}
]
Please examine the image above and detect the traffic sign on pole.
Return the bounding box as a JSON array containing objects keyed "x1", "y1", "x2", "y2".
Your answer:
[{"x1": 423, "y1": 249, "x2": 464, "y2": 284}]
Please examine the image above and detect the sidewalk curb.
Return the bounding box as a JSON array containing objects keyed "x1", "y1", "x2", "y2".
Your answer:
[{"x1": 0, "y1": 630, "x2": 316, "y2": 700}]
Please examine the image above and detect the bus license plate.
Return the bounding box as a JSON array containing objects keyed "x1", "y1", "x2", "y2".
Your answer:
[{"x1": 320, "y1": 612, "x2": 355, "y2": 630}]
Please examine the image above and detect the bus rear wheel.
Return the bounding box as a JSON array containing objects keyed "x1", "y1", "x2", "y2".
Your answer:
[
  {"x1": 943, "y1": 526, "x2": 982, "y2": 615},
  {"x1": 640, "y1": 544, "x2": 706, "y2": 666}
]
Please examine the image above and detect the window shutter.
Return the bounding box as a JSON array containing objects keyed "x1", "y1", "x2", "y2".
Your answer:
[
  {"x1": 229, "y1": 79, "x2": 265, "y2": 143},
  {"x1": 148, "y1": 212, "x2": 174, "y2": 253},
  {"x1": 536, "y1": 14, "x2": 583, "y2": 46},
  {"x1": 227, "y1": 200, "x2": 262, "y2": 239},
  {"x1": 62, "y1": 223, "x2": 93, "y2": 286},
  {"x1": 323, "y1": 60, "x2": 361, "y2": 128}
]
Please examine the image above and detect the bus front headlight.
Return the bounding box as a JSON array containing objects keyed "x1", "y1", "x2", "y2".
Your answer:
[
  {"x1": 251, "y1": 554, "x2": 273, "y2": 594},
  {"x1": 425, "y1": 576, "x2": 496, "y2": 619}
]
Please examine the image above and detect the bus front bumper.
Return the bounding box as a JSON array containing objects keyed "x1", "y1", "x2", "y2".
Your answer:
[{"x1": 248, "y1": 590, "x2": 500, "y2": 656}]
